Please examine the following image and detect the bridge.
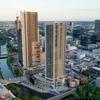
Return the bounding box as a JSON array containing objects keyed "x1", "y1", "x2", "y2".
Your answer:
[
  {"x1": 0, "y1": 76, "x2": 26, "y2": 85},
  {"x1": 0, "y1": 54, "x2": 8, "y2": 59}
]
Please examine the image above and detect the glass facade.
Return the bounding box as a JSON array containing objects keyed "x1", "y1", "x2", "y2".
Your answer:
[{"x1": 46, "y1": 25, "x2": 53, "y2": 79}]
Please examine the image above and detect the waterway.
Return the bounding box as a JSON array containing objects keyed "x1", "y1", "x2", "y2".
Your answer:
[
  {"x1": 0, "y1": 44, "x2": 13, "y2": 79},
  {"x1": 0, "y1": 44, "x2": 53, "y2": 99}
]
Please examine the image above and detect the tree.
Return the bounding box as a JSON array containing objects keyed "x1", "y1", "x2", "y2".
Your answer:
[
  {"x1": 14, "y1": 68, "x2": 23, "y2": 76},
  {"x1": 14, "y1": 97, "x2": 22, "y2": 100},
  {"x1": 0, "y1": 68, "x2": 3, "y2": 79},
  {"x1": 7, "y1": 42, "x2": 17, "y2": 53},
  {"x1": 7, "y1": 56, "x2": 14, "y2": 64},
  {"x1": 32, "y1": 96, "x2": 40, "y2": 100},
  {"x1": 75, "y1": 81, "x2": 98, "y2": 100}
]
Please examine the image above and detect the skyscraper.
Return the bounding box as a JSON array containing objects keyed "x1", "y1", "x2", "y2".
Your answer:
[
  {"x1": 95, "y1": 20, "x2": 100, "y2": 41},
  {"x1": 21, "y1": 11, "x2": 40, "y2": 68},
  {"x1": 15, "y1": 16, "x2": 23, "y2": 66},
  {"x1": 45, "y1": 22, "x2": 66, "y2": 86}
]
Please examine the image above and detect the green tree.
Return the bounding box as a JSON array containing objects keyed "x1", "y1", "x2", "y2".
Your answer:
[
  {"x1": 0, "y1": 68, "x2": 3, "y2": 79},
  {"x1": 0, "y1": 32, "x2": 8, "y2": 44},
  {"x1": 7, "y1": 42, "x2": 17, "y2": 53},
  {"x1": 14, "y1": 68, "x2": 23, "y2": 77},
  {"x1": 75, "y1": 81, "x2": 97, "y2": 100},
  {"x1": 13, "y1": 97, "x2": 22, "y2": 100},
  {"x1": 32, "y1": 96, "x2": 40, "y2": 100},
  {"x1": 7, "y1": 56, "x2": 14, "y2": 64}
]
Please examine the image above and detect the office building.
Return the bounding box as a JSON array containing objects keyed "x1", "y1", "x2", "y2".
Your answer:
[
  {"x1": 21, "y1": 11, "x2": 40, "y2": 68},
  {"x1": 45, "y1": 22, "x2": 66, "y2": 87},
  {"x1": 91, "y1": 35, "x2": 96, "y2": 44},
  {"x1": 95, "y1": 20, "x2": 100, "y2": 41},
  {"x1": 80, "y1": 35, "x2": 88, "y2": 46},
  {"x1": 15, "y1": 16, "x2": 23, "y2": 66}
]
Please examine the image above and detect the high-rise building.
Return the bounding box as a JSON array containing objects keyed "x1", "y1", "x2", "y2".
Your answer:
[
  {"x1": 21, "y1": 11, "x2": 40, "y2": 68},
  {"x1": 95, "y1": 20, "x2": 100, "y2": 41},
  {"x1": 80, "y1": 35, "x2": 88, "y2": 46},
  {"x1": 45, "y1": 22, "x2": 66, "y2": 87},
  {"x1": 91, "y1": 35, "x2": 96, "y2": 44},
  {"x1": 15, "y1": 16, "x2": 23, "y2": 66}
]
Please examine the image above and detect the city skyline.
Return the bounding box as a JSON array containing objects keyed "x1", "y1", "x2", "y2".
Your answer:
[
  {"x1": 0, "y1": 2, "x2": 100, "y2": 99},
  {"x1": 0, "y1": 0, "x2": 100, "y2": 21}
]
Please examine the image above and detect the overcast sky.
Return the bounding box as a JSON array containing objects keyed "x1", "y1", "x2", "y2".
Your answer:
[{"x1": 0, "y1": 0, "x2": 100, "y2": 21}]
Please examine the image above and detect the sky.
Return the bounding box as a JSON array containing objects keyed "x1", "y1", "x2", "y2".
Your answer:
[{"x1": 0, "y1": 0, "x2": 100, "y2": 21}]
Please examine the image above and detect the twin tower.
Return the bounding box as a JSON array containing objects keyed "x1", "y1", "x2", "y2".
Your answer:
[{"x1": 15, "y1": 11, "x2": 67, "y2": 84}]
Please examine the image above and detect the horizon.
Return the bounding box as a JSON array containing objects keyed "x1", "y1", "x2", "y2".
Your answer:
[
  {"x1": 0, "y1": 19, "x2": 96, "y2": 22},
  {"x1": 0, "y1": 0, "x2": 100, "y2": 21}
]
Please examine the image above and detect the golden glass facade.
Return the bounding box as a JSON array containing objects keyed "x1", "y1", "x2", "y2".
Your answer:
[
  {"x1": 45, "y1": 22, "x2": 67, "y2": 81},
  {"x1": 21, "y1": 11, "x2": 40, "y2": 68}
]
